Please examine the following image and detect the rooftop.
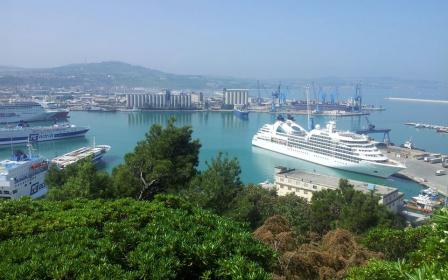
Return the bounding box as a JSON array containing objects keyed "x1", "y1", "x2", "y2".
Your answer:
[{"x1": 275, "y1": 167, "x2": 398, "y2": 196}]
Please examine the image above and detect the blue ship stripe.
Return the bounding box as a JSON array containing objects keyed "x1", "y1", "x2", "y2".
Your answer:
[
  {"x1": 0, "y1": 136, "x2": 28, "y2": 141},
  {"x1": 54, "y1": 129, "x2": 89, "y2": 138}
]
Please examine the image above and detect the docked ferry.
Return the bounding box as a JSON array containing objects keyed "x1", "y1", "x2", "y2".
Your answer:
[
  {"x1": 252, "y1": 117, "x2": 405, "y2": 178},
  {"x1": 0, "y1": 101, "x2": 69, "y2": 124},
  {"x1": 51, "y1": 144, "x2": 111, "y2": 169},
  {"x1": 233, "y1": 106, "x2": 249, "y2": 118},
  {"x1": 0, "y1": 150, "x2": 49, "y2": 199},
  {"x1": 0, "y1": 123, "x2": 89, "y2": 146}
]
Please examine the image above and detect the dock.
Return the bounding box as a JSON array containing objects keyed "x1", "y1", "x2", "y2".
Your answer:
[
  {"x1": 401, "y1": 210, "x2": 429, "y2": 225},
  {"x1": 381, "y1": 146, "x2": 448, "y2": 197},
  {"x1": 404, "y1": 122, "x2": 448, "y2": 133}
]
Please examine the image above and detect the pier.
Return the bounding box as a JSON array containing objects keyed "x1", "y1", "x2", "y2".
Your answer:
[
  {"x1": 404, "y1": 122, "x2": 448, "y2": 133},
  {"x1": 381, "y1": 146, "x2": 448, "y2": 197}
]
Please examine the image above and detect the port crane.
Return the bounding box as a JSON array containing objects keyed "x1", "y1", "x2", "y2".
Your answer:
[
  {"x1": 256, "y1": 80, "x2": 262, "y2": 105},
  {"x1": 356, "y1": 116, "x2": 391, "y2": 144},
  {"x1": 351, "y1": 83, "x2": 363, "y2": 112},
  {"x1": 271, "y1": 83, "x2": 287, "y2": 112}
]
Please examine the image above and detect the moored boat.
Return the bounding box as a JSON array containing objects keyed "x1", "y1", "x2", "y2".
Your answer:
[
  {"x1": 0, "y1": 148, "x2": 49, "y2": 199},
  {"x1": 252, "y1": 117, "x2": 405, "y2": 177},
  {"x1": 0, "y1": 101, "x2": 69, "y2": 124},
  {"x1": 51, "y1": 144, "x2": 111, "y2": 169},
  {"x1": 0, "y1": 122, "x2": 89, "y2": 146},
  {"x1": 233, "y1": 106, "x2": 249, "y2": 118}
]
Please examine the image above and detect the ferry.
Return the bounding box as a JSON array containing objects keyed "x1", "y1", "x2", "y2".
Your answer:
[
  {"x1": 0, "y1": 101, "x2": 69, "y2": 124},
  {"x1": 0, "y1": 122, "x2": 89, "y2": 146},
  {"x1": 233, "y1": 106, "x2": 249, "y2": 118},
  {"x1": 51, "y1": 143, "x2": 111, "y2": 169},
  {"x1": 0, "y1": 149, "x2": 49, "y2": 199},
  {"x1": 252, "y1": 116, "x2": 405, "y2": 178}
]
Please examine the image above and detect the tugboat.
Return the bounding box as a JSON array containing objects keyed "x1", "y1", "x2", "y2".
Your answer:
[{"x1": 233, "y1": 105, "x2": 249, "y2": 119}]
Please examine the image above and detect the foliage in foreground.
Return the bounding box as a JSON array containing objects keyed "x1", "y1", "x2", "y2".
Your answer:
[
  {"x1": 310, "y1": 179, "x2": 403, "y2": 234},
  {"x1": 45, "y1": 157, "x2": 112, "y2": 200},
  {"x1": 253, "y1": 215, "x2": 382, "y2": 280},
  {"x1": 348, "y1": 207, "x2": 448, "y2": 280},
  {"x1": 0, "y1": 195, "x2": 275, "y2": 279}
]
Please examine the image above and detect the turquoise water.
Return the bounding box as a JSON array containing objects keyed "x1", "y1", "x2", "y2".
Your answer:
[{"x1": 1, "y1": 98, "x2": 446, "y2": 199}]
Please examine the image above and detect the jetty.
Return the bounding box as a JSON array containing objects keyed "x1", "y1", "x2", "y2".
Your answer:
[
  {"x1": 386, "y1": 97, "x2": 448, "y2": 104},
  {"x1": 404, "y1": 122, "x2": 448, "y2": 133},
  {"x1": 381, "y1": 145, "x2": 448, "y2": 197}
]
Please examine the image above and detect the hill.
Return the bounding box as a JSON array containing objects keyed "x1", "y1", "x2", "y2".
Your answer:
[{"x1": 0, "y1": 61, "x2": 249, "y2": 89}]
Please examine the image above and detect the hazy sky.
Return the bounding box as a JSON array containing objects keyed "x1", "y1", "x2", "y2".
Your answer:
[{"x1": 1, "y1": 0, "x2": 447, "y2": 81}]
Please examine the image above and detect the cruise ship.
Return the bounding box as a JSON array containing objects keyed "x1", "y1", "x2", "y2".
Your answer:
[
  {"x1": 51, "y1": 144, "x2": 111, "y2": 169},
  {"x1": 0, "y1": 149, "x2": 49, "y2": 199},
  {"x1": 0, "y1": 101, "x2": 69, "y2": 124},
  {"x1": 252, "y1": 117, "x2": 405, "y2": 178},
  {"x1": 0, "y1": 122, "x2": 89, "y2": 146}
]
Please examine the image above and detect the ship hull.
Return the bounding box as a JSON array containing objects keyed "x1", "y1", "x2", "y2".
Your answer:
[
  {"x1": 233, "y1": 109, "x2": 249, "y2": 119},
  {"x1": 252, "y1": 138, "x2": 404, "y2": 178},
  {"x1": 0, "y1": 128, "x2": 89, "y2": 146},
  {"x1": 0, "y1": 110, "x2": 69, "y2": 124}
]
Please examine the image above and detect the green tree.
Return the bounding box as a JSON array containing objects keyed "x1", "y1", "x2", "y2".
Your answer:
[
  {"x1": 226, "y1": 184, "x2": 278, "y2": 229},
  {"x1": 348, "y1": 207, "x2": 448, "y2": 280},
  {"x1": 0, "y1": 195, "x2": 275, "y2": 279},
  {"x1": 45, "y1": 157, "x2": 112, "y2": 200},
  {"x1": 184, "y1": 153, "x2": 243, "y2": 214},
  {"x1": 361, "y1": 226, "x2": 431, "y2": 260},
  {"x1": 227, "y1": 185, "x2": 311, "y2": 238},
  {"x1": 111, "y1": 117, "x2": 201, "y2": 200},
  {"x1": 310, "y1": 179, "x2": 399, "y2": 234}
]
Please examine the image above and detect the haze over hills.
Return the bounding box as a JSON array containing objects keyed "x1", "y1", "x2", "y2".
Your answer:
[
  {"x1": 0, "y1": 61, "x2": 445, "y2": 96},
  {"x1": 0, "y1": 61, "x2": 248, "y2": 89}
]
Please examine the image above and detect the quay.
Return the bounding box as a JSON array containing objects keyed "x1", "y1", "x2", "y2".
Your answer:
[
  {"x1": 404, "y1": 122, "x2": 448, "y2": 133},
  {"x1": 381, "y1": 146, "x2": 448, "y2": 197},
  {"x1": 386, "y1": 97, "x2": 448, "y2": 104}
]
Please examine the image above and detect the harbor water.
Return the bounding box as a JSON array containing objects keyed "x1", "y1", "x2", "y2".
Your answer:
[{"x1": 0, "y1": 98, "x2": 446, "y2": 199}]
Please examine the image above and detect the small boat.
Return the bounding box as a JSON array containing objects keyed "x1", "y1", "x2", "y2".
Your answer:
[
  {"x1": 420, "y1": 188, "x2": 439, "y2": 199},
  {"x1": 233, "y1": 106, "x2": 249, "y2": 118},
  {"x1": 51, "y1": 142, "x2": 111, "y2": 169},
  {"x1": 402, "y1": 139, "x2": 415, "y2": 149}
]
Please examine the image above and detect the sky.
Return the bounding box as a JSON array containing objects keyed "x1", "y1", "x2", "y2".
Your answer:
[{"x1": 1, "y1": 0, "x2": 447, "y2": 81}]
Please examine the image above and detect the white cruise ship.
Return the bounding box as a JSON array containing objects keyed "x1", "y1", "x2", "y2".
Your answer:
[
  {"x1": 0, "y1": 123, "x2": 89, "y2": 146},
  {"x1": 0, "y1": 150, "x2": 49, "y2": 199},
  {"x1": 0, "y1": 101, "x2": 69, "y2": 124},
  {"x1": 252, "y1": 117, "x2": 405, "y2": 178}
]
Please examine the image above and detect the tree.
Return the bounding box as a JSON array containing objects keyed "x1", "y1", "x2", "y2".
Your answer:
[
  {"x1": 347, "y1": 207, "x2": 448, "y2": 280},
  {"x1": 45, "y1": 157, "x2": 112, "y2": 200},
  {"x1": 310, "y1": 179, "x2": 399, "y2": 234},
  {"x1": 184, "y1": 152, "x2": 243, "y2": 214},
  {"x1": 0, "y1": 195, "x2": 275, "y2": 279},
  {"x1": 361, "y1": 226, "x2": 431, "y2": 260},
  {"x1": 111, "y1": 117, "x2": 201, "y2": 200},
  {"x1": 226, "y1": 184, "x2": 278, "y2": 229}
]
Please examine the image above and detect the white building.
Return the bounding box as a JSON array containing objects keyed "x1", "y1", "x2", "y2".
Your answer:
[
  {"x1": 272, "y1": 167, "x2": 404, "y2": 213},
  {"x1": 223, "y1": 89, "x2": 249, "y2": 106},
  {"x1": 126, "y1": 91, "x2": 192, "y2": 109}
]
